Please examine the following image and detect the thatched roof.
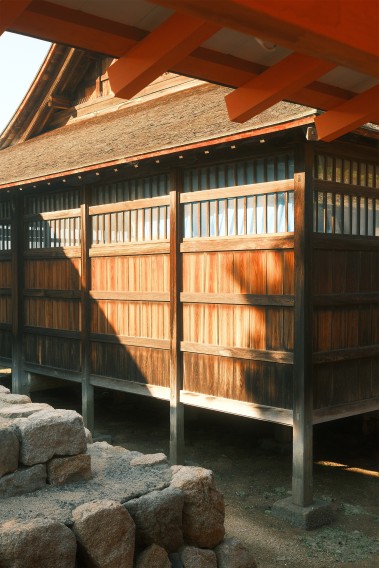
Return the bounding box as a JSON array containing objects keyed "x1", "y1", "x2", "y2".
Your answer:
[{"x1": 0, "y1": 83, "x2": 315, "y2": 188}]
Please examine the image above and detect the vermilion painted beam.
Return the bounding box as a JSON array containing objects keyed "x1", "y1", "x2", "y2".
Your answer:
[
  {"x1": 0, "y1": 0, "x2": 31, "y2": 35},
  {"x1": 225, "y1": 53, "x2": 334, "y2": 123},
  {"x1": 107, "y1": 12, "x2": 220, "y2": 100},
  {"x1": 315, "y1": 85, "x2": 379, "y2": 141},
  {"x1": 8, "y1": 0, "x2": 369, "y2": 119},
  {"x1": 150, "y1": 0, "x2": 379, "y2": 78}
]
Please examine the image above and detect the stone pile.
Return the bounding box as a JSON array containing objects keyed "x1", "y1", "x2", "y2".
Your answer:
[{"x1": 0, "y1": 387, "x2": 257, "y2": 568}]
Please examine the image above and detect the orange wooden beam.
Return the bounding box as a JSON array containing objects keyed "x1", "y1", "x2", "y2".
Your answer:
[
  {"x1": 0, "y1": 0, "x2": 31, "y2": 35},
  {"x1": 107, "y1": 12, "x2": 220, "y2": 100},
  {"x1": 225, "y1": 53, "x2": 334, "y2": 123},
  {"x1": 150, "y1": 0, "x2": 379, "y2": 78},
  {"x1": 315, "y1": 85, "x2": 379, "y2": 141}
]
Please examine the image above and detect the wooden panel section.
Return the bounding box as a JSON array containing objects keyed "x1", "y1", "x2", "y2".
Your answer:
[{"x1": 24, "y1": 334, "x2": 81, "y2": 372}]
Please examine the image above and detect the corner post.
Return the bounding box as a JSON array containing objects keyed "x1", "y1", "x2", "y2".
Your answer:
[
  {"x1": 11, "y1": 193, "x2": 27, "y2": 394},
  {"x1": 293, "y1": 142, "x2": 314, "y2": 507},
  {"x1": 80, "y1": 185, "x2": 94, "y2": 431},
  {"x1": 169, "y1": 169, "x2": 184, "y2": 465}
]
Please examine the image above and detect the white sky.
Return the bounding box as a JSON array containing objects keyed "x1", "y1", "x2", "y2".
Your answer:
[{"x1": 0, "y1": 32, "x2": 51, "y2": 134}]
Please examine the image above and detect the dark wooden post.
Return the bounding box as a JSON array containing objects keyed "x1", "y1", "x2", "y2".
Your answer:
[
  {"x1": 169, "y1": 169, "x2": 184, "y2": 464},
  {"x1": 293, "y1": 143, "x2": 314, "y2": 507},
  {"x1": 11, "y1": 193, "x2": 27, "y2": 394},
  {"x1": 80, "y1": 185, "x2": 94, "y2": 431}
]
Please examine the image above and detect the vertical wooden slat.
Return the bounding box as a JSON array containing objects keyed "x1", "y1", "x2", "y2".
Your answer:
[
  {"x1": 169, "y1": 169, "x2": 184, "y2": 465},
  {"x1": 11, "y1": 195, "x2": 28, "y2": 393},
  {"x1": 80, "y1": 185, "x2": 94, "y2": 432},
  {"x1": 293, "y1": 142, "x2": 314, "y2": 507}
]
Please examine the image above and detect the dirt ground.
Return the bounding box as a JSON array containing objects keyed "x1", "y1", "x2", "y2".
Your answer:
[{"x1": 2, "y1": 373, "x2": 378, "y2": 568}]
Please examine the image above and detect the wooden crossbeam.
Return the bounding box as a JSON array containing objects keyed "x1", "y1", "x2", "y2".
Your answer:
[
  {"x1": 0, "y1": 0, "x2": 31, "y2": 35},
  {"x1": 107, "y1": 12, "x2": 220, "y2": 100},
  {"x1": 225, "y1": 53, "x2": 334, "y2": 123},
  {"x1": 151, "y1": 0, "x2": 379, "y2": 77},
  {"x1": 315, "y1": 85, "x2": 379, "y2": 141}
]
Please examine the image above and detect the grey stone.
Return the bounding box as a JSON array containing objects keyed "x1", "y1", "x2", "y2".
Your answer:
[
  {"x1": 169, "y1": 553, "x2": 184, "y2": 568},
  {"x1": 0, "y1": 518, "x2": 76, "y2": 568},
  {"x1": 124, "y1": 487, "x2": 184, "y2": 552},
  {"x1": 47, "y1": 453, "x2": 92, "y2": 485},
  {"x1": 0, "y1": 422, "x2": 19, "y2": 477},
  {"x1": 85, "y1": 427, "x2": 93, "y2": 444},
  {"x1": 135, "y1": 544, "x2": 171, "y2": 568},
  {"x1": 180, "y1": 546, "x2": 217, "y2": 568},
  {"x1": 271, "y1": 496, "x2": 334, "y2": 529},
  {"x1": 215, "y1": 537, "x2": 257, "y2": 568},
  {"x1": 0, "y1": 402, "x2": 53, "y2": 419},
  {"x1": 170, "y1": 466, "x2": 225, "y2": 548},
  {"x1": 0, "y1": 393, "x2": 31, "y2": 405},
  {"x1": 72, "y1": 500, "x2": 135, "y2": 568},
  {"x1": 130, "y1": 452, "x2": 168, "y2": 467},
  {"x1": 0, "y1": 464, "x2": 46, "y2": 498},
  {"x1": 15, "y1": 409, "x2": 87, "y2": 466},
  {"x1": 0, "y1": 385, "x2": 10, "y2": 393}
]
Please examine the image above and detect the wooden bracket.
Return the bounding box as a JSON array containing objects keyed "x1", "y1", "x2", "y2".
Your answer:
[
  {"x1": 107, "y1": 12, "x2": 220, "y2": 100},
  {"x1": 225, "y1": 53, "x2": 334, "y2": 123},
  {"x1": 314, "y1": 84, "x2": 379, "y2": 141}
]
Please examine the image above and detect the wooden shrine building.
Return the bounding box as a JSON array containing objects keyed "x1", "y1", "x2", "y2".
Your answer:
[{"x1": 0, "y1": 0, "x2": 378, "y2": 524}]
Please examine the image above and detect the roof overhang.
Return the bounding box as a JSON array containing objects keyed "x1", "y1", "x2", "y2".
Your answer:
[{"x1": 1, "y1": 0, "x2": 379, "y2": 141}]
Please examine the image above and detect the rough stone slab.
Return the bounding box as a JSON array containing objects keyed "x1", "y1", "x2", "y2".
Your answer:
[
  {"x1": 135, "y1": 544, "x2": 171, "y2": 568},
  {"x1": 0, "y1": 385, "x2": 10, "y2": 394},
  {"x1": 124, "y1": 486, "x2": 183, "y2": 552},
  {"x1": 271, "y1": 496, "x2": 334, "y2": 530},
  {"x1": 130, "y1": 452, "x2": 168, "y2": 467},
  {"x1": 72, "y1": 499, "x2": 135, "y2": 568},
  {"x1": 170, "y1": 466, "x2": 225, "y2": 548},
  {"x1": 0, "y1": 422, "x2": 19, "y2": 477},
  {"x1": 215, "y1": 538, "x2": 257, "y2": 568},
  {"x1": 15, "y1": 409, "x2": 87, "y2": 466},
  {"x1": 0, "y1": 518, "x2": 76, "y2": 568},
  {"x1": 0, "y1": 464, "x2": 47, "y2": 498},
  {"x1": 0, "y1": 393, "x2": 31, "y2": 405},
  {"x1": 47, "y1": 453, "x2": 92, "y2": 486},
  {"x1": 0, "y1": 402, "x2": 53, "y2": 419},
  {"x1": 180, "y1": 546, "x2": 217, "y2": 568},
  {"x1": 85, "y1": 427, "x2": 93, "y2": 444}
]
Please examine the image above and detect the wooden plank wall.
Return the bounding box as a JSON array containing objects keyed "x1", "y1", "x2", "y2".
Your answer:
[
  {"x1": 312, "y1": 147, "x2": 379, "y2": 417},
  {"x1": 0, "y1": 199, "x2": 12, "y2": 363}
]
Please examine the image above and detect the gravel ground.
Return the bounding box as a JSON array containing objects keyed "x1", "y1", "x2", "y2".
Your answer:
[{"x1": 6, "y1": 379, "x2": 379, "y2": 568}]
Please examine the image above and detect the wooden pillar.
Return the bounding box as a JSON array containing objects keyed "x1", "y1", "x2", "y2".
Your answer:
[
  {"x1": 80, "y1": 186, "x2": 94, "y2": 431},
  {"x1": 11, "y1": 194, "x2": 27, "y2": 394},
  {"x1": 293, "y1": 143, "x2": 314, "y2": 507},
  {"x1": 169, "y1": 170, "x2": 184, "y2": 464}
]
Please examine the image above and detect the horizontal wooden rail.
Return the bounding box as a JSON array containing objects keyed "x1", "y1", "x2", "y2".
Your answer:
[
  {"x1": 180, "y1": 293, "x2": 294, "y2": 306},
  {"x1": 0, "y1": 323, "x2": 11, "y2": 331},
  {"x1": 89, "y1": 195, "x2": 170, "y2": 215},
  {"x1": 180, "y1": 180, "x2": 294, "y2": 203},
  {"x1": 24, "y1": 326, "x2": 81, "y2": 339},
  {"x1": 314, "y1": 180, "x2": 379, "y2": 198},
  {"x1": 313, "y1": 397, "x2": 379, "y2": 424},
  {"x1": 180, "y1": 391, "x2": 293, "y2": 425},
  {"x1": 24, "y1": 247, "x2": 81, "y2": 258},
  {"x1": 314, "y1": 292, "x2": 379, "y2": 306},
  {"x1": 91, "y1": 333, "x2": 170, "y2": 350},
  {"x1": 89, "y1": 242, "x2": 170, "y2": 257},
  {"x1": 0, "y1": 356, "x2": 11, "y2": 366},
  {"x1": 24, "y1": 289, "x2": 81, "y2": 299},
  {"x1": 90, "y1": 374, "x2": 170, "y2": 400},
  {"x1": 181, "y1": 234, "x2": 294, "y2": 252},
  {"x1": 90, "y1": 291, "x2": 169, "y2": 302},
  {"x1": 25, "y1": 208, "x2": 81, "y2": 221},
  {"x1": 0, "y1": 252, "x2": 11, "y2": 258},
  {"x1": 313, "y1": 234, "x2": 379, "y2": 251},
  {"x1": 181, "y1": 341, "x2": 293, "y2": 364},
  {"x1": 23, "y1": 363, "x2": 82, "y2": 383},
  {"x1": 0, "y1": 288, "x2": 11, "y2": 296},
  {"x1": 313, "y1": 344, "x2": 379, "y2": 364}
]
